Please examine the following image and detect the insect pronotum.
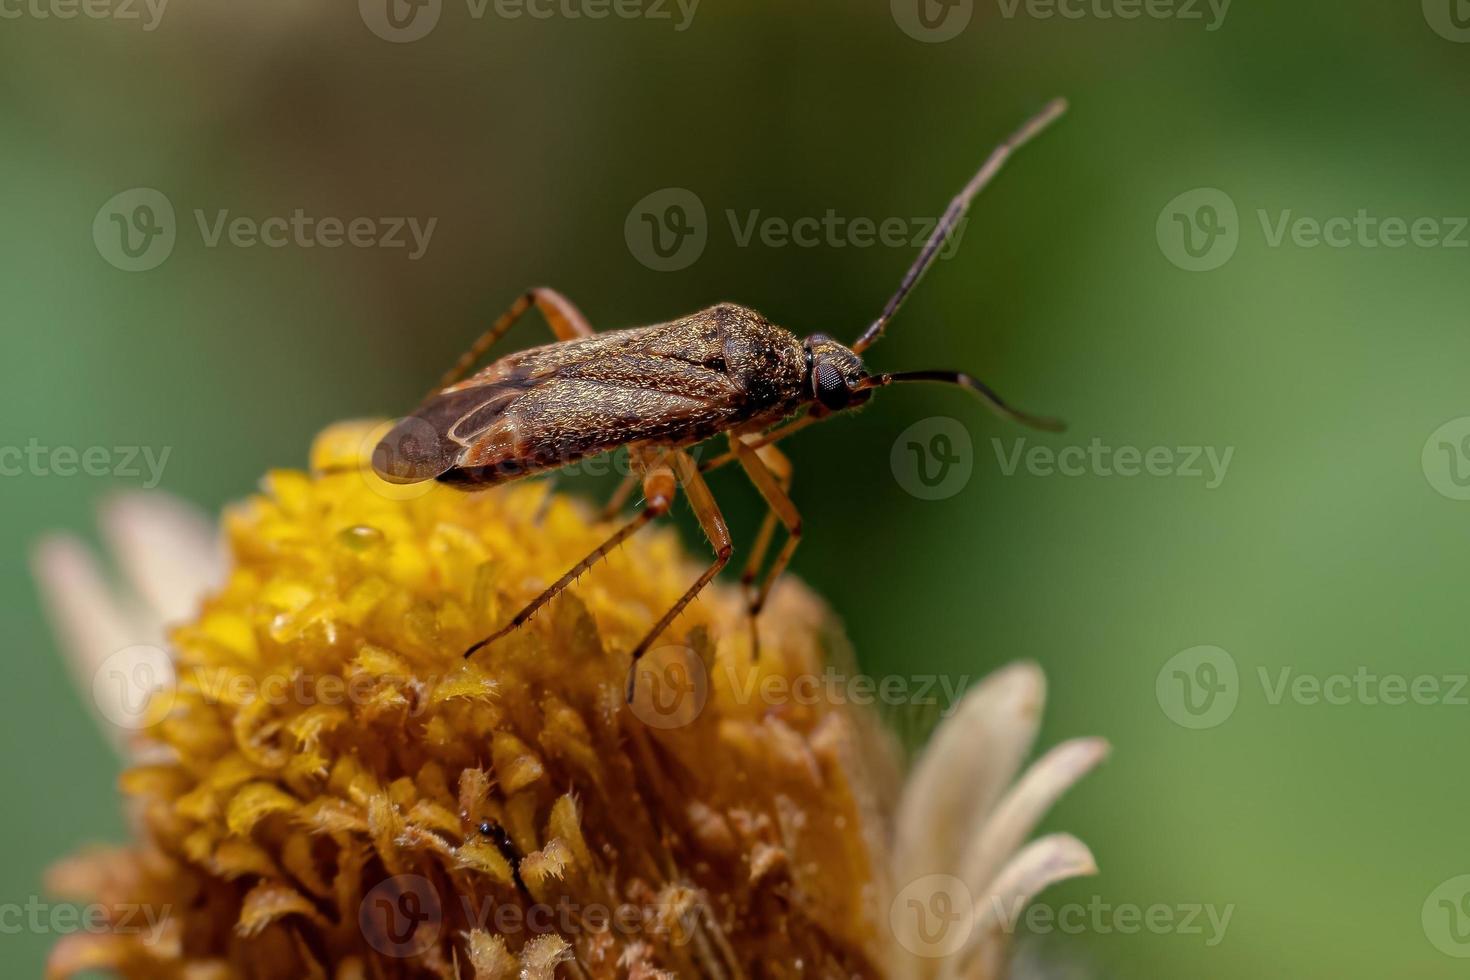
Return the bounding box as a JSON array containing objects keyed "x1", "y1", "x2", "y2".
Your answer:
[{"x1": 369, "y1": 99, "x2": 1070, "y2": 701}]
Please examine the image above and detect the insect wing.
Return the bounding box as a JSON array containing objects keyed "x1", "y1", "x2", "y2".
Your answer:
[{"x1": 372, "y1": 382, "x2": 528, "y2": 484}]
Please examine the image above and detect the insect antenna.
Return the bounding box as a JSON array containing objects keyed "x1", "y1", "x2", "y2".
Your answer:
[
  {"x1": 861, "y1": 370, "x2": 1065, "y2": 432},
  {"x1": 851, "y1": 97, "x2": 1068, "y2": 355}
]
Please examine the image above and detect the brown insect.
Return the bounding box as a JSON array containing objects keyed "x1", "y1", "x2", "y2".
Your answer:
[{"x1": 372, "y1": 99, "x2": 1069, "y2": 700}]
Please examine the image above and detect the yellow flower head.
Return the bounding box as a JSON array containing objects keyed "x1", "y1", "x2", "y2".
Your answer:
[{"x1": 40, "y1": 421, "x2": 1104, "y2": 979}]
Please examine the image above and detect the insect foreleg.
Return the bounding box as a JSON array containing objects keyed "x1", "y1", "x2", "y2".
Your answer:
[
  {"x1": 625, "y1": 449, "x2": 732, "y2": 702},
  {"x1": 464, "y1": 452, "x2": 675, "y2": 660},
  {"x1": 728, "y1": 437, "x2": 801, "y2": 621},
  {"x1": 729, "y1": 439, "x2": 794, "y2": 659},
  {"x1": 436, "y1": 287, "x2": 596, "y2": 392},
  {"x1": 735, "y1": 441, "x2": 793, "y2": 588},
  {"x1": 699, "y1": 412, "x2": 819, "y2": 476}
]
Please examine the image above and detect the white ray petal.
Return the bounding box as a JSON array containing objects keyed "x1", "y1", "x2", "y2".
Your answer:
[
  {"x1": 99, "y1": 492, "x2": 225, "y2": 626},
  {"x1": 893, "y1": 662, "x2": 1046, "y2": 884},
  {"x1": 30, "y1": 535, "x2": 157, "y2": 753},
  {"x1": 955, "y1": 737, "x2": 1109, "y2": 902},
  {"x1": 952, "y1": 834, "x2": 1098, "y2": 980}
]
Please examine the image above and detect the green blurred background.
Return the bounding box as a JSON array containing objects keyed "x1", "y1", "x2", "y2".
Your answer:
[{"x1": 4, "y1": 0, "x2": 1470, "y2": 974}]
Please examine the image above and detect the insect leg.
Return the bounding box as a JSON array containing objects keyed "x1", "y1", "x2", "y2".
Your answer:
[
  {"x1": 728, "y1": 439, "x2": 793, "y2": 658},
  {"x1": 728, "y1": 437, "x2": 801, "y2": 620},
  {"x1": 625, "y1": 449, "x2": 732, "y2": 701},
  {"x1": 699, "y1": 412, "x2": 819, "y2": 476},
  {"x1": 464, "y1": 453, "x2": 676, "y2": 659},
  {"x1": 732, "y1": 438, "x2": 791, "y2": 587},
  {"x1": 437, "y1": 287, "x2": 596, "y2": 392},
  {"x1": 600, "y1": 468, "x2": 640, "y2": 520}
]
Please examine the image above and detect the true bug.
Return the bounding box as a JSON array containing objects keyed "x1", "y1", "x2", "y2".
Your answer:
[{"x1": 371, "y1": 99, "x2": 1069, "y2": 700}]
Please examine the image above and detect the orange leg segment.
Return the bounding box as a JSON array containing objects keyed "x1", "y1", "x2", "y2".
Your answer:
[
  {"x1": 437, "y1": 287, "x2": 595, "y2": 393},
  {"x1": 624, "y1": 449, "x2": 733, "y2": 701},
  {"x1": 464, "y1": 447, "x2": 675, "y2": 660}
]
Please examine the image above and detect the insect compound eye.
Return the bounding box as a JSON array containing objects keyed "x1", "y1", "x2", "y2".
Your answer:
[{"x1": 814, "y1": 360, "x2": 852, "y2": 411}]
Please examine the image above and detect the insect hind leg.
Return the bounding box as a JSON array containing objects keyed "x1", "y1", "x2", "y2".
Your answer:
[
  {"x1": 437, "y1": 287, "x2": 596, "y2": 393},
  {"x1": 625, "y1": 449, "x2": 732, "y2": 702},
  {"x1": 463, "y1": 450, "x2": 676, "y2": 660}
]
